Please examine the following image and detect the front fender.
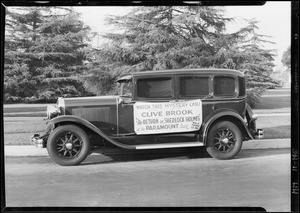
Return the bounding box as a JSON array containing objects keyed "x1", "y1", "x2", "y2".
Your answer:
[
  {"x1": 48, "y1": 115, "x2": 136, "y2": 149},
  {"x1": 202, "y1": 109, "x2": 254, "y2": 144}
]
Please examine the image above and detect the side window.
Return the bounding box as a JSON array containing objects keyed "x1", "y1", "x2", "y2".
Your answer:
[
  {"x1": 137, "y1": 78, "x2": 173, "y2": 98},
  {"x1": 119, "y1": 80, "x2": 133, "y2": 97},
  {"x1": 238, "y1": 76, "x2": 246, "y2": 96},
  {"x1": 180, "y1": 76, "x2": 209, "y2": 97},
  {"x1": 214, "y1": 76, "x2": 236, "y2": 96}
]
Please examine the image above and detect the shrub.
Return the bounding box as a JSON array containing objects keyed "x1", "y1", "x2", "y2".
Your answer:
[
  {"x1": 4, "y1": 94, "x2": 23, "y2": 103},
  {"x1": 246, "y1": 87, "x2": 266, "y2": 108},
  {"x1": 36, "y1": 91, "x2": 57, "y2": 103}
]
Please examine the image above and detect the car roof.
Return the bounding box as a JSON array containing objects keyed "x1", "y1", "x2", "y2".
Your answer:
[{"x1": 117, "y1": 68, "x2": 244, "y2": 81}]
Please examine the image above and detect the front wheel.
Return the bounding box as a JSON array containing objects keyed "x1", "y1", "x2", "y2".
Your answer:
[
  {"x1": 47, "y1": 125, "x2": 90, "y2": 166},
  {"x1": 206, "y1": 121, "x2": 243, "y2": 160}
]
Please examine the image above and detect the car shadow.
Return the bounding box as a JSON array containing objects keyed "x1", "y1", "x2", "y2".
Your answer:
[
  {"x1": 82, "y1": 147, "x2": 209, "y2": 165},
  {"x1": 81, "y1": 147, "x2": 290, "y2": 166}
]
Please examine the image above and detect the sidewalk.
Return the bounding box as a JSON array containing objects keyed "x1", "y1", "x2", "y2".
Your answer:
[{"x1": 4, "y1": 138, "x2": 291, "y2": 157}]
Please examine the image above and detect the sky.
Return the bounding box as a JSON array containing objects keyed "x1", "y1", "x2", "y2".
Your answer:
[{"x1": 74, "y1": 1, "x2": 291, "y2": 69}]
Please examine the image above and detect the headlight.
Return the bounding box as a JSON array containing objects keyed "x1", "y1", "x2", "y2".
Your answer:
[
  {"x1": 46, "y1": 98, "x2": 65, "y2": 120},
  {"x1": 57, "y1": 97, "x2": 65, "y2": 115},
  {"x1": 46, "y1": 105, "x2": 59, "y2": 120}
]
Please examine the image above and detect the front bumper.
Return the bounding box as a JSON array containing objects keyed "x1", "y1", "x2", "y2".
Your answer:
[
  {"x1": 30, "y1": 134, "x2": 44, "y2": 148},
  {"x1": 30, "y1": 124, "x2": 52, "y2": 148},
  {"x1": 30, "y1": 132, "x2": 49, "y2": 148}
]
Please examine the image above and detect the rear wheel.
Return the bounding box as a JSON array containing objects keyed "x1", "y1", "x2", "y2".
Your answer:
[
  {"x1": 206, "y1": 121, "x2": 242, "y2": 160},
  {"x1": 47, "y1": 125, "x2": 90, "y2": 166}
]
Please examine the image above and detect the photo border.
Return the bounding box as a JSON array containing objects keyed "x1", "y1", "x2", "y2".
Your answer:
[{"x1": 1, "y1": 1, "x2": 298, "y2": 212}]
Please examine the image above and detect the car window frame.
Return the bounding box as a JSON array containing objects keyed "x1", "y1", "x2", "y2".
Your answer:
[
  {"x1": 133, "y1": 76, "x2": 175, "y2": 101},
  {"x1": 212, "y1": 75, "x2": 238, "y2": 98},
  {"x1": 177, "y1": 74, "x2": 211, "y2": 99}
]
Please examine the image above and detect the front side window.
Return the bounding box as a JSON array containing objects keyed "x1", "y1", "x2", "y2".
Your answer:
[
  {"x1": 180, "y1": 76, "x2": 209, "y2": 97},
  {"x1": 214, "y1": 76, "x2": 236, "y2": 96},
  {"x1": 117, "y1": 80, "x2": 133, "y2": 97},
  {"x1": 137, "y1": 78, "x2": 173, "y2": 98}
]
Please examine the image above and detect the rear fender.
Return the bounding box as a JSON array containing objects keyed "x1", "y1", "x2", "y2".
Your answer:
[
  {"x1": 202, "y1": 109, "x2": 254, "y2": 145},
  {"x1": 48, "y1": 115, "x2": 135, "y2": 149}
]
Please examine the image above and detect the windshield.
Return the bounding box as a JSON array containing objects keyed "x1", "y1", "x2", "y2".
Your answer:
[{"x1": 119, "y1": 80, "x2": 133, "y2": 97}]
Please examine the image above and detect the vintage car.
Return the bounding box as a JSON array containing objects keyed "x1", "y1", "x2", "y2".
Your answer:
[{"x1": 31, "y1": 68, "x2": 263, "y2": 166}]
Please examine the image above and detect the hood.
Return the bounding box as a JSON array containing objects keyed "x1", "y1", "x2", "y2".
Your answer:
[{"x1": 63, "y1": 96, "x2": 119, "y2": 108}]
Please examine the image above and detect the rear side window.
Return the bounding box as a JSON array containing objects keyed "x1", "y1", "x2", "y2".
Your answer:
[
  {"x1": 214, "y1": 76, "x2": 236, "y2": 96},
  {"x1": 137, "y1": 78, "x2": 173, "y2": 98},
  {"x1": 180, "y1": 77, "x2": 209, "y2": 97}
]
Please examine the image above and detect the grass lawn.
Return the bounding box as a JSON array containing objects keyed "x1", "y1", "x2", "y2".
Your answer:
[
  {"x1": 256, "y1": 116, "x2": 290, "y2": 139},
  {"x1": 4, "y1": 104, "x2": 48, "y2": 117},
  {"x1": 4, "y1": 106, "x2": 47, "y2": 113},
  {"x1": 254, "y1": 96, "x2": 290, "y2": 109}
]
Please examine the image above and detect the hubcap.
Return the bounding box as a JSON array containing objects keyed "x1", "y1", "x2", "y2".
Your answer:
[
  {"x1": 221, "y1": 138, "x2": 229, "y2": 144},
  {"x1": 56, "y1": 132, "x2": 82, "y2": 158},
  {"x1": 214, "y1": 129, "x2": 236, "y2": 152},
  {"x1": 65, "y1": 142, "x2": 73, "y2": 150}
]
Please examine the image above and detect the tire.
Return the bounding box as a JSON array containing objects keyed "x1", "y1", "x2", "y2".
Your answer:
[
  {"x1": 206, "y1": 121, "x2": 243, "y2": 160},
  {"x1": 47, "y1": 125, "x2": 90, "y2": 166}
]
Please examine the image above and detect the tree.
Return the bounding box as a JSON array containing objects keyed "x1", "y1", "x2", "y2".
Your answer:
[
  {"x1": 4, "y1": 7, "x2": 93, "y2": 103},
  {"x1": 238, "y1": 20, "x2": 277, "y2": 88},
  {"x1": 227, "y1": 19, "x2": 280, "y2": 106},
  {"x1": 84, "y1": 6, "x2": 278, "y2": 107},
  {"x1": 279, "y1": 45, "x2": 291, "y2": 87},
  {"x1": 281, "y1": 46, "x2": 291, "y2": 69},
  {"x1": 84, "y1": 6, "x2": 237, "y2": 95}
]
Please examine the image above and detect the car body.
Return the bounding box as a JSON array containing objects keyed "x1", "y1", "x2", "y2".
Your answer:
[{"x1": 31, "y1": 68, "x2": 263, "y2": 166}]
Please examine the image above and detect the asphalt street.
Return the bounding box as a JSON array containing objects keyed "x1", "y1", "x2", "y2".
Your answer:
[{"x1": 5, "y1": 148, "x2": 290, "y2": 212}]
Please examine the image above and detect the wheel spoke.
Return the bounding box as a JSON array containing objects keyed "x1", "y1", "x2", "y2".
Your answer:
[
  {"x1": 215, "y1": 141, "x2": 221, "y2": 145},
  {"x1": 58, "y1": 147, "x2": 64, "y2": 152},
  {"x1": 228, "y1": 136, "x2": 234, "y2": 140},
  {"x1": 228, "y1": 140, "x2": 235, "y2": 144},
  {"x1": 217, "y1": 144, "x2": 222, "y2": 150},
  {"x1": 56, "y1": 144, "x2": 64, "y2": 148},
  {"x1": 226, "y1": 144, "x2": 232, "y2": 149},
  {"x1": 69, "y1": 134, "x2": 73, "y2": 141},
  {"x1": 214, "y1": 136, "x2": 220, "y2": 140}
]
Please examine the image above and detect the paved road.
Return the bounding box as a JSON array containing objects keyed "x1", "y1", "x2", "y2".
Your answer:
[{"x1": 5, "y1": 148, "x2": 290, "y2": 212}]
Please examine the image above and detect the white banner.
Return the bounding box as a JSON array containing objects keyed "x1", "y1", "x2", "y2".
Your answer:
[{"x1": 133, "y1": 99, "x2": 202, "y2": 135}]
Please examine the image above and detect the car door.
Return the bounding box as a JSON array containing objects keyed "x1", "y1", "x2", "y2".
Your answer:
[
  {"x1": 177, "y1": 75, "x2": 214, "y2": 123},
  {"x1": 118, "y1": 76, "x2": 175, "y2": 137}
]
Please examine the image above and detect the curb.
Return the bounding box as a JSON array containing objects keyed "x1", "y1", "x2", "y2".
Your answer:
[{"x1": 4, "y1": 138, "x2": 291, "y2": 157}]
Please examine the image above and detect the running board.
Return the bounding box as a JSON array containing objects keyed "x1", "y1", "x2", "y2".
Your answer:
[{"x1": 135, "y1": 142, "x2": 204, "y2": 150}]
